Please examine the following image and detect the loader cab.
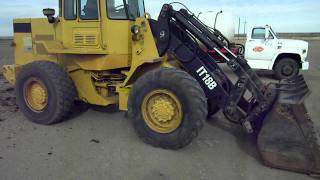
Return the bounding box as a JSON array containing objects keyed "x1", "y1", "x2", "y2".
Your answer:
[{"x1": 50, "y1": 0, "x2": 145, "y2": 54}]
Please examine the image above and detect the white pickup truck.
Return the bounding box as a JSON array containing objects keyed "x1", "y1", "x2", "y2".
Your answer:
[
  {"x1": 244, "y1": 25, "x2": 309, "y2": 79},
  {"x1": 200, "y1": 11, "x2": 310, "y2": 79}
]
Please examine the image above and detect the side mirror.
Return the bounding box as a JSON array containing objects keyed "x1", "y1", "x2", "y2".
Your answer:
[{"x1": 43, "y1": 8, "x2": 56, "y2": 23}]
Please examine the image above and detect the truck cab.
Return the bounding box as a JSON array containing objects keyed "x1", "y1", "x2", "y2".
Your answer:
[{"x1": 245, "y1": 25, "x2": 309, "y2": 79}]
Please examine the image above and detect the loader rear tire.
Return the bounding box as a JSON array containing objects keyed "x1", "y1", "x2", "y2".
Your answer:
[
  {"x1": 16, "y1": 61, "x2": 76, "y2": 125},
  {"x1": 128, "y1": 68, "x2": 208, "y2": 149}
]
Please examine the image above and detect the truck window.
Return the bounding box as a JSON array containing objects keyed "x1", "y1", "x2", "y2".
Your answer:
[
  {"x1": 64, "y1": 0, "x2": 77, "y2": 20},
  {"x1": 252, "y1": 28, "x2": 265, "y2": 39},
  {"x1": 107, "y1": 0, "x2": 127, "y2": 19},
  {"x1": 80, "y1": 0, "x2": 99, "y2": 20},
  {"x1": 268, "y1": 31, "x2": 274, "y2": 39}
]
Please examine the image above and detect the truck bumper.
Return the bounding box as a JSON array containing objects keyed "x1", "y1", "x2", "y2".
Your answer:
[{"x1": 301, "y1": 61, "x2": 309, "y2": 70}]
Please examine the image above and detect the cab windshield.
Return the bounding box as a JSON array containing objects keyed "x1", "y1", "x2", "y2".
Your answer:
[{"x1": 107, "y1": 0, "x2": 145, "y2": 20}]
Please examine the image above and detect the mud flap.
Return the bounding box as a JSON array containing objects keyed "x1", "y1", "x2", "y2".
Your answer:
[{"x1": 258, "y1": 75, "x2": 320, "y2": 175}]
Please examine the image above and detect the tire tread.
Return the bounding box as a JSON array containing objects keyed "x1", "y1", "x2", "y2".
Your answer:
[
  {"x1": 16, "y1": 61, "x2": 76, "y2": 125},
  {"x1": 128, "y1": 68, "x2": 207, "y2": 149}
]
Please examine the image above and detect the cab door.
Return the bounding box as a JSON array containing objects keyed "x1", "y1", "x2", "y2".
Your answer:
[
  {"x1": 245, "y1": 27, "x2": 276, "y2": 69},
  {"x1": 58, "y1": 0, "x2": 103, "y2": 50}
]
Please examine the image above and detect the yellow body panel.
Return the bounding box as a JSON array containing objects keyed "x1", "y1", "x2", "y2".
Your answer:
[
  {"x1": 121, "y1": 17, "x2": 163, "y2": 87},
  {"x1": 61, "y1": 54, "x2": 130, "y2": 71},
  {"x1": 13, "y1": 19, "x2": 58, "y2": 66},
  {"x1": 69, "y1": 70, "x2": 117, "y2": 106},
  {"x1": 58, "y1": 20, "x2": 103, "y2": 50},
  {"x1": 4, "y1": 1, "x2": 166, "y2": 111},
  {"x1": 35, "y1": 40, "x2": 108, "y2": 54},
  {"x1": 117, "y1": 86, "x2": 131, "y2": 111},
  {"x1": 114, "y1": 17, "x2": 165, "y2": 110}
]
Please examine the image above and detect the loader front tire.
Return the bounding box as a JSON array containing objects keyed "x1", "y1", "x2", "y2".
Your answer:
[
  {"x1": 16, "y1": 61, "x2": 76, "y2": 125},
  {"x1": 128, "y1": 68, "x2": 208, "y2": 149}
]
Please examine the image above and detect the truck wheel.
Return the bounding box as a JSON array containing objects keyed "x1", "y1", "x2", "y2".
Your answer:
[
  {"x1": 16, "y1": 61, "x2": 76, "y2": 125},
  {"x1": 128, "y1": 68, "x2": 207, "y2": 149},
  {"x1": 274, "y1": 58, "x2": 299, "y2": 79}
]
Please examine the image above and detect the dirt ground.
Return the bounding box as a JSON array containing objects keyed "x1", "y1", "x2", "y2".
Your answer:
[
  {"x1": 0, "y1": 74, "x2": 17, "y2": 114},
  {"x1": 0, "y1": 40, "x2": 18, "y2": 120},
  {"x1": 0, "y1": 39, "x2": 320, "y2": 180}
]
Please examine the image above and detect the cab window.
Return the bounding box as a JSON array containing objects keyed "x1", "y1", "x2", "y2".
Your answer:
[
  {"x1": 268, "y1": 31, "x2": 274, "y2": 39},
  {"x1": 64, "y1": 0, "x2": 77, "y2": 20},
  {"x1": 252, "y1": 28, "x2": 265, "y2": 39},
  {"x1": 107, "y1": 0, "x2": 145, "y2": 20},
  {"x1": 126, "y1": 0, "x2": 145, "y2": 19},
  {"x1": 107, "y1": 0, "x2": 127, "y2": 19},
  {"x1": 80, "y1": 0, "x2": 99, "y2": 20}
]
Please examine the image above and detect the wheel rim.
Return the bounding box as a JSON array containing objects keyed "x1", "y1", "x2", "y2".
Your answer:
[
  {"x1": 282, "y1": 64, "x2": 294, "y2": 76},
  {"x1": 24, "y1": 78, "x2": 48, "y2": 112},
  {"x1": 142, "y1": 89, "x2": 183, "y2": 134}
]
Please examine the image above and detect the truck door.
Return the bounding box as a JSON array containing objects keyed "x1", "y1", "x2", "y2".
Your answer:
[
  {"x1": 56, "y1": 0, "x2": 102, "y2": 50},
  {"x1": 245, "y1": 27, "x2": 276, "y2": 69}
]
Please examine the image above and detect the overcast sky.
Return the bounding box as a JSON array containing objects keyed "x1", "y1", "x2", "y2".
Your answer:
[{"x1": 0, "y1": 0, "x2": 319, "y2": 36}]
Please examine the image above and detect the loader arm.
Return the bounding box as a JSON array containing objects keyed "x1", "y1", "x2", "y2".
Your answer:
[
  {"x1": 149, "y1": 4, "x2": 320, "y2": 175},
  {"x1": 150, "y1": 4, "x2": 279, "y2": 132}
]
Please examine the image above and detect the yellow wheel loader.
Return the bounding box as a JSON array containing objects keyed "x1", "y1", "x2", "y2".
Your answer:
[{"x1": 2, "y1": 0, "x2": 320, "y2": 175}]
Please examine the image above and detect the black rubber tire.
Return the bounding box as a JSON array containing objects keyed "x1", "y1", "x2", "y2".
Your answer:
[
  {"x1": 16, "y1": 61, "x2": 76, "y2": 125},
  {"x1": 128, "y1": 68, "x2": 208, "y2": 149},
  {"x1": 274, "y1": 58, "x2": 299, "y2": 79}
]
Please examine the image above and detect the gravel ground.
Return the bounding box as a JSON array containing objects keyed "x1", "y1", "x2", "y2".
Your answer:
[{"x1": 0, "y1": 39, "x2": 319, "y2": 180}]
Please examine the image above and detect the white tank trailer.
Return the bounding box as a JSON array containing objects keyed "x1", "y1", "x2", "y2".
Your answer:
[{"x1": 198, "y1": 11, "x2": 235, "y2": 40}]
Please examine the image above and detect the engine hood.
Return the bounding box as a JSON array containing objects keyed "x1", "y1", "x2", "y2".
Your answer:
[{"x1": 277, "y1": 39, "x2": 308, "y2": 49}]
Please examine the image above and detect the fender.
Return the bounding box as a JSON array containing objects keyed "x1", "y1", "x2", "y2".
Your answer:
[{"x1": 269, "y1": 50, "x2": 302, "y2": 70}]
